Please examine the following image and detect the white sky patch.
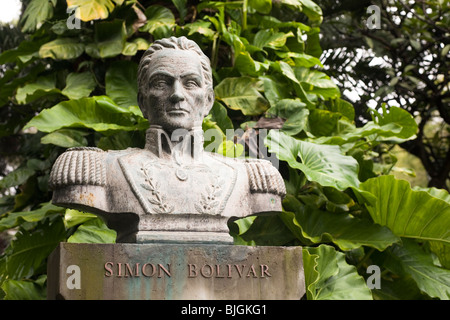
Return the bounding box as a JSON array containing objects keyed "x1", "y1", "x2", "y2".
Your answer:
[{"x1": 0, "y1": 0, "x2": 22, "y2": 24}]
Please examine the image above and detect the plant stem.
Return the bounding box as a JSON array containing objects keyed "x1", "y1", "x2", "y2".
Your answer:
[
  {"x1": 356, "y1": 247, "x2": 375, "y2": 270},
  {"x1": 242, "y1": 0, "x2": 248, "y2": 31}
]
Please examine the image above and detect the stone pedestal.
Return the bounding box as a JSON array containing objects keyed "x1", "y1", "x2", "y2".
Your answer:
[{"x1": 47, "y1": 242, "x2": 305, "y2": 300}]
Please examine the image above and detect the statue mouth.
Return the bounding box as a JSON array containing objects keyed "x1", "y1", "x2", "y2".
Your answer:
[{"x1": 166, "y1": 107, "x2": 190, "y2": 115}]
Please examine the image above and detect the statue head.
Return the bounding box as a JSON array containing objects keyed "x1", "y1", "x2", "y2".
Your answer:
[{"x1": 137, "y1": 37, "x2": 215, "y2": 134}]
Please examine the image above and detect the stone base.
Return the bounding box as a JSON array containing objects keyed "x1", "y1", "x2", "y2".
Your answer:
[{"x1": 47, "y1": 242, "x2": 305, "y2": 300}]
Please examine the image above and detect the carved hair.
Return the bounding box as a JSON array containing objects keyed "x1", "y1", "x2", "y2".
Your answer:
[{"x1": 137, "y1": 36, "x2": 213, "y2": 102}]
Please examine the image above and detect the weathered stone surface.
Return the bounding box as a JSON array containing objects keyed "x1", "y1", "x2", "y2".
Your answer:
[
  {"x1": 47, "y1": 243, "x2": 305, "y2": 300},
  {"x1": 48, "y1": 36, "x2": 286, "y2": 244}
]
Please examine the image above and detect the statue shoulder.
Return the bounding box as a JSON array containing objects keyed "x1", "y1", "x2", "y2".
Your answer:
[
  {"x1": 243, "y1": 158, "x2": 286, "y2": 198},
  {"x1": 49, "y1": 147, "x2": 107, "y2": 189}
]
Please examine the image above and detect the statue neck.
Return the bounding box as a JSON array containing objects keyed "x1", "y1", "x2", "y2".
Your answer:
[{"x1": 144, "y1": 125, "x2": 204, "y2": 160}]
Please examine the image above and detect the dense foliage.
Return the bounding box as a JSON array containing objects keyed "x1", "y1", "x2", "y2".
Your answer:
[
  {"x1": 0, "y1": 0, "x2": 449, "y2": 299},
  {"x1": 319, "y1": 0, "x2": 450, "y2": 190}
]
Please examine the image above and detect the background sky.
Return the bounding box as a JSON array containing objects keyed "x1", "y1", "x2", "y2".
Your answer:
[{"x1": 0, "y1": 0, "x2": 22, "y2": 24}]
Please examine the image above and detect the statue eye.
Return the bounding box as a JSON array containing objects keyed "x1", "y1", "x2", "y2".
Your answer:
[
  {"x1": 151, "y1": 78, "x2": 169, "y2": 89},
  {"x1": 184, "y1": 79, "x2": 200, "y2": 88}
]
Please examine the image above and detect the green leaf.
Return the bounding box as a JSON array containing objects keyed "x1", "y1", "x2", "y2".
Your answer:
[
  {"x1": 276, "y1": 52, "x2": 323, "y2": 68},
  {"x1": 1, "y1": 276, "x2": 46, "y2": 300},
  {"x1": 209, "y1": 102, "x2": 234, "y2": 133},
  {"x1": 97, "y1": 130, "x2": 145, "y2": 150},
  {"x1": 215, "y1": 77, "x2": 269, "y2": 116},
  {"x1": 61, "y1": 72, "x2": 96, "y2": 100},
  {"x1": 266, "y1": 99, "x2": 309, "y2": 135},
  {"x1": 172, "y1": 0, "x2": 188, "y2": 22},
  {"x1": 231, "y1": 213, "x2": 296, "y2": 246},
  {"x1": 0, "y1": 167, "x2": 35, "y2": 190},
  {"x1": 386, "y1": 240, "x2": 450, "y2": 300},
  {"x1": 266, "y1": 130, "x2": 360, "y2": 190},
  {"x1": 184, "y1": 20, "x2": 216, "y2": 39},
  {"x1": 15, "y1": 75, "x2": 60, "y2": 104},
  {"x1": 67, "y1": 0, "x2": 116, "y2": 21},
  {"x1": 140, "y1": 5, "x2": 175, "y2": 38},
  {"x1": 260, "y1": 75, "x2": 291, "y2": 106},
  {"x1": 308, "y1": 109, "x2": 342, "y2": 137},
  {"x1": 295, "y1": 67, "x2": 340, "y2": 99},
  {"x1": 67, "y1": 218, "x2": 116, "y2": 243},
  {"x1": 377, "y1": 106, "x2": 417, "y2": 139},
  {"x1": 217, "y1": 140, "x2": 244, "y2": 158},
  {"x1": 234, "y1": 52, "x2": 269, "y2": 76},
  {"x1": 253, "y1": 30, "x2": 293, "y2": 49},
  {"x1": 0, "y1": 202, "x2": 63, "y2": 232},
  {"x1": 86, "y1": 20, "x2": 127, "y2": 58},
  {"x1": 2, "y1": 217, "x2": 66, "y2": 280},
  {"x1": 360, "y1": 175, "x2": 450, "y2": 244},
  {"x1": 303, "y1": 245, "x2": 372, "y2": 300},
  {"x1": 64, "y1": 209, "x2": 98, "y2": 229},
  {"x1": 413, "y1": 187, "x2": 450, "y2": 204},
  {"x1": 105, "y1": 60, "x2": 138, "y2": 108},
  {"x1": 40, "y1": 129, "x2": 89, "y2": 148},
  {"x1": 39, "y1": 38, "x2": 85, "y2": 60},
  {"x1": 282, "y1": 195, "x2": 400, "y2": 251},
  {"x1": 20, "y1": 0, "x2": 55, "y2": 32},
  {"x1": 24, "y1": 96, "x2": 148, "y2": 133},
  {"x1": 248, "y1": 0, "x2": 272, "y2": 14}
]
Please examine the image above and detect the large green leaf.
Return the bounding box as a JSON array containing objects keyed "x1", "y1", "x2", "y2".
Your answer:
[
  {"x1": 20, "y1": 0, "x2": 56, "y2": 32},
  {"x1": 24, "y1": 96, "x2": 148, "y2": 133},
  {"x1": 61, "y1": 72, "x2": 96, "y2": 100},
  {"x1": 303, "y1": 245, "x2": 372, "y2": 300},
  {"x1": 215, "y1": 77, "x2": 269, "y2": 116},
  {"x1": 230, "y1": 213, "x2": 297, "y2": 246},
  {"x1": 15, "y1": 75, "x2": 60, "y2": 104},
  {"x1": 105, "y1": 61, "x2": 138, "y2": 108},
  {"x1": 266, "y1": 130, "x2": 360, "y2": 190},
  {"x1": 266, "y1": 99, "x2": 309, "y2": 135},
  {"x1": 67, "y1": 0, "x2": 117, "y2": 21},
  {"x1": 359, "y1": 175, "x2": 450, "y2": 244},
  {"x1": 67, "y1": 218, "x2": 116, "y2": 244},
  {"x1": 385, "y1": 240, "x2": 450, "y2": 300},
  {"x1": 0, "y1": 167, "x2": 35, "y2": 190},
  {"x1": 0, "y1": 202, "x2": 63, "y2": 232},
  {"x1": 377, "y1": 105, "x2": 417, "y2": 139},
  {"x1": 253, "y1": 30, "x2": 293, "y2": 50},
  {"x1": 40, "y1": 129, "x2": 89, "y2": 148},
  {"x1": 64, "y1": 209, "x2": 98, "y2": 229},
  {"x1": 140, "y1": 5, "x2": 175, "y2": 38},
  {"x1": 1, "y1": 276, "x2": 46, "y2": 300},
  {"x1": 86, "y1": 20, "x2": 127, "y2": 58},
  {"x1": 1, "y1": 217, "x2": 66, "y2": 280},
  {"x1": 295, "y1": 67, "x2": 340, "y2": 99},
  {"x1": 249, "y1": 0, "x2": 272, "y2": 14},
  {"x1": 281, "y1": 196, "x2": 400, "y2": 251},
  {"x1": 39, "y1": 38, "x2": 85, "y2": 60},
  {"x1": 308, "y1": 108, "x2": 342, "y2": 137}
]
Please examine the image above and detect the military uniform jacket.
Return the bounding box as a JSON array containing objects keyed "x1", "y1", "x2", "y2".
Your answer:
[{"x1": 49, "y1": 127, "x2": 286, "y2": 240}]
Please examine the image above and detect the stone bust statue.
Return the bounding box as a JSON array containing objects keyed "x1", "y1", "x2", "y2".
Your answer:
[{"x1": 49, "y1": 37, "x2": 286, "y2": 244}]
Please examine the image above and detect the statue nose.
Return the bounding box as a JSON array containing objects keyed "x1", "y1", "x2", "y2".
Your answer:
[{"x1": 170, "y1": 80, "x2": 185, "y2": 103}]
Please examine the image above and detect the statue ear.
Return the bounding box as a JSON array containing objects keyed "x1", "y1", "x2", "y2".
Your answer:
[
  {"x1": 203, "y1": 88, "x2": 215, "y2": 116},
  {"x1": 137, "y1": 92, "x2": 147, "y2": 118}
]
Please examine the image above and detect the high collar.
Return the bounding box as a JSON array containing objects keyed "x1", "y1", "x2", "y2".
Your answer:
[{"x1": 144, "y1": 125, "x2": 204, "y2": 161}]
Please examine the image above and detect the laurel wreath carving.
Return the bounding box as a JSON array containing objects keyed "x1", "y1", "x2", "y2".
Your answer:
[
  {"x1": 139, "y1": 165, "x2": 174, "y2": 214},
  {"x1": 194, "y1": 176, "x2": 223, "y2": 215}
]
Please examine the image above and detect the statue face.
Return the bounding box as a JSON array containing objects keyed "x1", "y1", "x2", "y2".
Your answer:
[{"x1": 139, "y1": 49, "x2": 213, "y2": 133}]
